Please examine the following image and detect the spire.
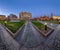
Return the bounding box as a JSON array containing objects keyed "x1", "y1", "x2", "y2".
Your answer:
[{"x1": 51, "y1": 12, "x2": 53, "y2": 17}]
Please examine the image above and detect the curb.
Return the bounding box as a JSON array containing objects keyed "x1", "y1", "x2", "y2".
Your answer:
[
  {"x1": 31, "y1": 22, "x2": 54, "y2": 37},
  {"x1": 1, "y1": 24, "x2": 14, "y2": 37},
  {"x1": 14, "y1": 24, "x2": 25, "y2": 38},
  {"x1": 0, "y1": 23, "x2": 25, "y2": 38}
]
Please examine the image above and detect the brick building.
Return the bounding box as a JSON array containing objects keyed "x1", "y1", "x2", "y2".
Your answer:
[
  {"x1": 33, "y1": 18, "x2": 40, "y2": 21},
  {"x1": 40, "y1": 16, "x2": 49, "y2": 20}
]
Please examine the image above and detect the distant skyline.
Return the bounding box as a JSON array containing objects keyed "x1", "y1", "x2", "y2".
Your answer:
[{"x1": 0, "y1": 0, "x2": 60, "y2": 18}]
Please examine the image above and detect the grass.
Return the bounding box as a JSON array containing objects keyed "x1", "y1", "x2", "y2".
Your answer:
[
  {"x1": 0, "y1": 20, "x2": 25, "y2": 33},
  {"x1": 0, "y1": 20, "x2": 5, "y2": 24},
  {"x1": 32, "y1": 21, "x2": 45, "y2": 29},
  {"x1": 32, "y1": 21, "x2": 51, "y2": 33}
]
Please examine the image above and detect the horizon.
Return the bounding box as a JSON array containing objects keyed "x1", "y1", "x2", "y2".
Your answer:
[{"x1": 0, "y1": 0, "x2": 60, "y2": 17}]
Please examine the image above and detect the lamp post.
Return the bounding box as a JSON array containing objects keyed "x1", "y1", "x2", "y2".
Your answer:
[
  {"x1": 44, "y1": 22, "x2": 47, "y2": 31},
  {"x1": 5, "y1": 21, "x2": 7, "y2": 26}
]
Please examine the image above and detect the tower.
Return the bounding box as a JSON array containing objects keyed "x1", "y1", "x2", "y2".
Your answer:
[{"x1": 51, "y1": 12, "x2": 53, "y2": 18}]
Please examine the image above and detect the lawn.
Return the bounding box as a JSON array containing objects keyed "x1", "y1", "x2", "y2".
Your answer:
[
  {"x1": 0, "y1": 20, "x2": 5, "y2": 24},
  {"x1": 0, "y1": 20, "x2": 25, "y2": 33},
  {"x1": 32, "y1": 21, "x2": 51, "y2": 33},
  {"x1": 32, "y1": 21, "x2": 45, "y2": 29}
]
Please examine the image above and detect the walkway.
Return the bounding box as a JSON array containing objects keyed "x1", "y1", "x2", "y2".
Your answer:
[
  {"x1": 0, "y1": 21, "x2": 60, "y2": 50},
  {"x1": 0, "y1": 24, "x2": 20, "y2": 50}
]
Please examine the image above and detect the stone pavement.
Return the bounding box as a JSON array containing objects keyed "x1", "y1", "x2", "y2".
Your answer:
[
  {"x1": 18, "y1": 21, "x2": 60, "y2": 50},
  {"x1": 0, "y1": 21, "x2": 60, "y2": 50},
  {"x1": 15, "y1": 21, "x2": 54, "y2": 50},
  {"x1": 0, "y1": 24, "x2": 20, "y2": 50}
]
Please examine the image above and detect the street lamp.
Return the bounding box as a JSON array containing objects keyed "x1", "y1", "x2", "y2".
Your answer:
[
  {"x1": 44, "y1": 22, "x2": 47, "y2": 31},
  {"x1": 5, "y1": 21, "x2": 7, "y2": 26}
]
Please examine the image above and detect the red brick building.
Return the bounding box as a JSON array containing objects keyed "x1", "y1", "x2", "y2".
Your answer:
[
  {"x1": 40, "y1": 16, "x2": 49, "y2": 20},
  {"x1": 32, "y1": 18, "x2": 40, "y2": 21}
]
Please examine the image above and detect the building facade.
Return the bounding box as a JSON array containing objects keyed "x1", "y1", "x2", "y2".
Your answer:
[
  {"x1": 52, "y1": 16, "x2": 60, "y2": 20},
  {"x1": 50, "y1": 13, "x2": 60, "y2": 20},
  {"x1": 19, "y1": 12, "x2": 32, "y2": 20},
  {"x1": 40, "y1": 16, "x2": 49, "y2": 20},
  {"x1": 7, "y1": 14, "x2": 17, "y2": 20},
  {"x1": 33, "y1": 18, "x2": 40, "y2": 21},
  {"x1": 0, "y1": 15, "x2": 6, "y2": 20}
]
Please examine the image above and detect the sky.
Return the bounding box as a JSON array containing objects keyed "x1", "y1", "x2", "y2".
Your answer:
[{"x1": 0, "y1": 0, "x2": 60, "y2": 18}]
